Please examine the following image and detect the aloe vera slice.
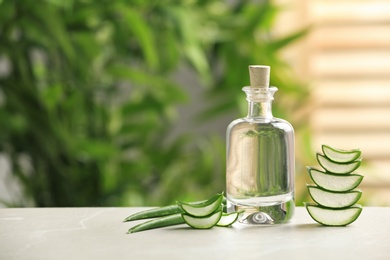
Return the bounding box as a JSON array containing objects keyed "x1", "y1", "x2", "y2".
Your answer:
[
  {"x1": 307, "y1": 185, "x2": 362, "y2": 208},
  {"x1": 182, "y1": 210, "x2": 222, "y2": 229},
  {"x1": 322, "y1": 145, "x2": 361, "y2": 163},
  {"x1": 317, "y1": 154, "x2": 361, "y2": 174},
  {"x1": 216, "y1": 211, "x2": 243, "y2": 227},
  {"x1": 307, "y1": 167, "x2": 364, "y2": 192},
  {"x1": 178, "y1": 193, "x2": 223, "y2": 217},
  {"x1": 125, "y1": 193, "x2": 226, "y2": 222},
  {"x1": 305, "y1": 203, "x2": 362, "y2": 226}
]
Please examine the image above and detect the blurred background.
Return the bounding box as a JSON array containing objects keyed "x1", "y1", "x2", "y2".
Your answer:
[{"x1": 0, "y1": 0, "x2": 389, "y2": 208}]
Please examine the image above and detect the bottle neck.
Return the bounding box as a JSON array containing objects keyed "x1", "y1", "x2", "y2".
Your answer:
[
  {"x1": 243, "y1": 86, "x2": 277, "y2": 120},
  {"x1": 248, "y1": 100, "x2": 273, "y2": 119}
]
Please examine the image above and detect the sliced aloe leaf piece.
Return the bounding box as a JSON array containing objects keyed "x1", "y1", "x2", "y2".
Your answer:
[
  {"x1": 124, "y1": 205, "x2": 183, "y2": 222},
  {"x1": 216, "y1": 211, "x2": 243, "y2": 227},
  {"x1": 317, "y1": 153, "x2": 361, "y2": 174},
  {"x1": 125, "y1": 193, "x2": 226, "y2": 222},
  {"x1": 178, "y1": 193, "x2": 223, "y2": 217},
  {"x1": 307, "y1": 167, "x2": 364, "y2": 192},
  {"x1": 305, "y1": 203, "x2": 362, "y2": 226},
  {"x1": 182, "y1": 210, "x2": 222, "y2": 229},
  {"x1": 128, "y1": 213, "x2": 185, "y2": 234},
  {"x1": 322, "y1": 145, "x2": 361, "y2": 163},
  {"x1": 307, "y1": 185, "x2": 362, "y2": 208}
]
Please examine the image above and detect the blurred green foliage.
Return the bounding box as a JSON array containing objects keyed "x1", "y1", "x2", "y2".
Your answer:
[{"x1": 0, "y1": 0, "x2": 311, "y2": 207}]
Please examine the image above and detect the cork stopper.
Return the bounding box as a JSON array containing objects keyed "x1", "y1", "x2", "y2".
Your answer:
[{"x1": 249, "y1": 65, "x2": 270, "y2": 88}]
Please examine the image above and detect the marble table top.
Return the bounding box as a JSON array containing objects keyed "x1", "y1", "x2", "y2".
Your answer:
[{"x1": 1, "y1": 207, "x2": 389, "y2": 260}]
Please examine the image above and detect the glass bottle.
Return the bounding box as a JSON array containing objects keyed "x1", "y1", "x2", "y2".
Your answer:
[{"x1": 226, "y1": 65, "x2": 295, "y2": 224}]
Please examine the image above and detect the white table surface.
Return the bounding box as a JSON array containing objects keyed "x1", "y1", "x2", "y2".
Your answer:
[{"x1": 0, "y1": 207, "x2": 389, "y2": 260}]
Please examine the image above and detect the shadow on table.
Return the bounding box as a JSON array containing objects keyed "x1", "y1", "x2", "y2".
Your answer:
[
  {"x1": 294, "y1": 223, "x2": 350, "y2": 229},
  {"x1": 294, "y1": 223, "x2": 322, "y2": 229}
]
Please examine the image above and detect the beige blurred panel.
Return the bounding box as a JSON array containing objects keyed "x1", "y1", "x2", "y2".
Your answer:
[
  {"x1": 310, "y1": 51, "x2": 390, "y2": 77},
  {"x1": 301, "y1": 0, "x2": 390, "y2": 206},
  {"x1": 312, "y1": 80, "x2": 390, "y2": 106},
  {"x1": 309, "y1": 0, "x2": 390, "y2": 23},
  {"x1": 310, "y1": 26, "x2": 390, "y2": 49},
  {"x1": 364, "y1": 160, "x2": 390, "y2": 183},
  {"x1": 311, "y1": 108, "x2": 390, "y2": 131},
  {"x1": 360, "y1": 159, "x2": 390, "y2": 206},
  {"x1": 363, "y1": 187, "x2": 390, "y2": 206},
  {"x1": 313, "y1": 133, "x2": 390, "y2": 159}
]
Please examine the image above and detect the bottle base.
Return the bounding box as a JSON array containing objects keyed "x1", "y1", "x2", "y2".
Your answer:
[{"x1": 228, "y1": 199, "x2": 295, "y2": 225}]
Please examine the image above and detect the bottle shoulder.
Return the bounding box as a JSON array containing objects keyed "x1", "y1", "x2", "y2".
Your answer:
[{"x1": 273, "y1": 117, "x2": 294, "y2": 129}]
